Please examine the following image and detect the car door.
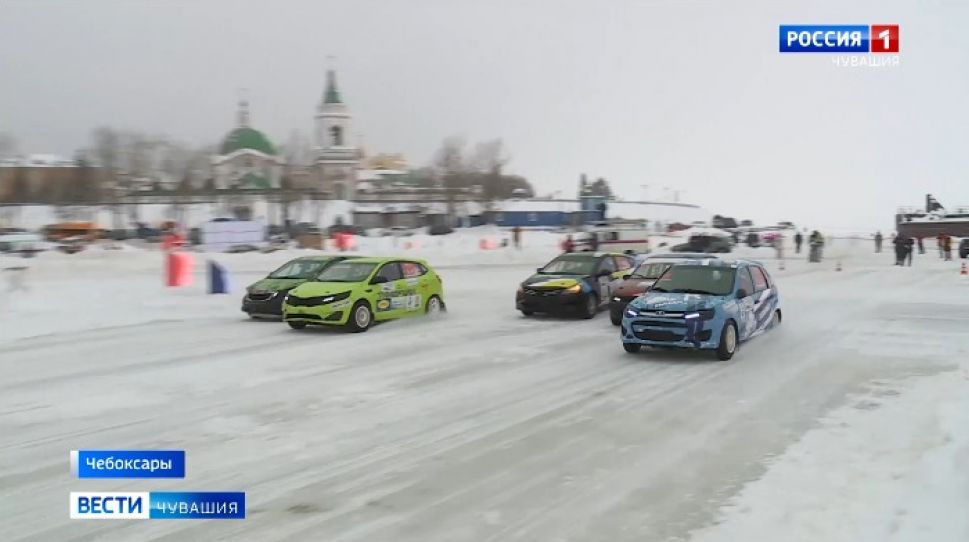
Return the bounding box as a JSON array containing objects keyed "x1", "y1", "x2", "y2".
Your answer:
[
  {"x1": 749, "y1": 265, "x2": 776, "y2": 331},
  {"x1": 595, "y1": 256, "x2": 618, "y2": 304},
  {"x1": 399, "y1": 261, "x2": 430, "y2": 316},
  {"x1": 735, "y1": 266, "x2": 757, "y2": 339},
  {"x1": 371, "y1": 262, "x2": 406, "y2": 321}
]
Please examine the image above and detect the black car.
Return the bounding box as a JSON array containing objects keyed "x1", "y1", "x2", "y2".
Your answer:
[
  {"x1": 959, "y1": 238, "x2": 969, "y2": 259},
  {"x1": 672, "y1": 234, "x2": 733, "y2": 253},
  {"x1": 242, "y1": 255, "x2": 359, "y2": 318},
  {"x1": 516, "y1": 252, "x2": 635, "y2": 319}
]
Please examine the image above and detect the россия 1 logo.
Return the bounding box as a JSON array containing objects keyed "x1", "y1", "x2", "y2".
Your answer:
[{"x1": 779, "y1": 25, "x2": 899, "y2": 53}]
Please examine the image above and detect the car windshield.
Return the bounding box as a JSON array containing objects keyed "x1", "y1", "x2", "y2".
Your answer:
[
  {"x1": 315, "y1": 261, "x2": 378, "y2": 282},
  {"x1": 630, "y1": 262, "x2": 672, "y2": 279},
  {"x1": 539, "y1": 256, "x2": 596, "y2": 275},
  {"x1": 268, "y1": 260, "x2": 330, "y2": 279},
  {"x1": 650, "y1": 265, "x2": 736, "y2": 296}
]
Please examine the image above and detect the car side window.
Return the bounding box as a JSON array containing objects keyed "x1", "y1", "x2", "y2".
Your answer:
[
  {"x1": 738, "y1": 267, "x2": 755, "y2": 296},
  {"x1": 375, "y1": 262, "x2": 403, "y2": 282},
  {"x1": 400, "y1": 261, "x2": 425, "y2": 278},
  {"x1": 598, "y1": 257, "x2": 617, "y2": 274},
  {"x1": 613, "y1": 256, "x2": 632, "y2": 271},
  {"x1": 750, "y1": 266, "x2": 769, "y2": 292}
]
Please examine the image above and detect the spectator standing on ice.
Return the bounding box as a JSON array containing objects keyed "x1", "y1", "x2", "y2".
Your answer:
[
  {"x1": 874, "y1": 231, "x2": 883, "y2": 253},
  {"x1": 905, "y1": 237, "x2": 914, "y2": 266},
  {"x1": 773, "y1": 234, "x2": 785, "y2": 264},
  {"x1": 588, "y1": 232, "x2": 599, "y2": 252},
  {"x1": 808, "y1": 230, "x2": 824, "y2": 262},
  {"x1": 512, "y1": 226, "x2": 522, "y2": 250},
  {"x1": 794, "y1": 231, "x2": 804, "y2": 254},
  {"x1": 944, "y1": 235, "x2": 953, "y2": 261},
  {"x1": 917, "y1": 236, "x2": 925, "y2": 254},
  {"x1": 937, "y1": 233, "x2": 945, "y2": 258},
  {"x1": 893, "y1": 234, "x2": 907, "y2": 266}
]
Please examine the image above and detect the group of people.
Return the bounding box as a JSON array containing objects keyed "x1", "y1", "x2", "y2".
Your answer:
[
  {"x1": 884, "y1": 231, "x2": 957, "y2": 266},
  {"x1": 791, "y1": 230, "x2": 826, "y2": 262}
]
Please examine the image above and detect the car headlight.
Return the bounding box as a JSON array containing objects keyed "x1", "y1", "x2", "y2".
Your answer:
[
  {"x1": 612, "y1": 296, "x2": 621, "y2": 302},
  {"x1": 565, "y1": 284, "x2": 582, "y2": 294},
  {"x1": 322, "y1": 291, "x2": 352, "y2": 304},
  {"x1": 625, "y1": 308, "x2": 638, "y2": 318}
]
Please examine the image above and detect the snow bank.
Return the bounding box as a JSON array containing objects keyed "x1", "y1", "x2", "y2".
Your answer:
[{"x1": 689, "y1": 368, "x2": 969, "y2": 542}]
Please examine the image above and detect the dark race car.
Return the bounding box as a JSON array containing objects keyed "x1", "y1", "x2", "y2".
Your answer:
[
  {"x1": 608, "y1": 253, "x2": 718, "y2": 325},
  {"x1": 671, "y1": 233, "x2": 733, "y2": 253},
  {"x1": 516, "y1": 252, "x2": 635, "y2": 319},
  {"x1": 242, "y1": 255, "x2": 362, "y2": 318}
]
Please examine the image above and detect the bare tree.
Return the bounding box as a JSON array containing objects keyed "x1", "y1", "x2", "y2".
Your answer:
[
  {"x1": 470, "y1": 139, "x2": 509, "y2": 208},
  {"x1": 434, "y1": 136, "x2": 467, "y2": 224},
  {"x1": 92, "y1": 127, "x2": 122, "y2": 226}
]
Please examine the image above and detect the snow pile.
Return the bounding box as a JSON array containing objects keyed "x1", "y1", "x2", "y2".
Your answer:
[{"x1": 689, "y1": 369, "x2": 969, "y2": 542}]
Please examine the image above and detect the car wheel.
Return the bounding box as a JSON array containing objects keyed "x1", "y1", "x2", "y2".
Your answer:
[
  {"x1": 345, "y1": 301, "x2": 373, "y2": 333},
  {"x1": 425, "y1": 295, "x2": 443, "y2": 315},
  {"x1": 520, "y1": 310, "x2": 534, "y2": 317},
  {"x1": 623, "y1": 342, "x2": 641, "y2": 353},
  {"x1": 770, "y1": 309, "x2": 782, "y2": 329},
  {"x1": 610, "y1": 310, "x2": 622, "y2": 326},
  {"x1": 715, "y1": 321, "x2": 738, "y2": 361},
  {"x1": 581, "y1": 293, "x2": 599, "y2": 319},
  {"x1": 287, "y1": 321, "x2": 306, "y2": 330}
]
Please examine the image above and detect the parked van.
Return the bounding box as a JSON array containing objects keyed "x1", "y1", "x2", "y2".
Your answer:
[{"x1": 576, "y1": 226, "x2": 652, "y2": 254}]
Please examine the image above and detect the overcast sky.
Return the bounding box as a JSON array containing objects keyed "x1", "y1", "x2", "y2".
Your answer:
[{"x1": 2, "y1": 0, "x2": 967, "y2": 231}]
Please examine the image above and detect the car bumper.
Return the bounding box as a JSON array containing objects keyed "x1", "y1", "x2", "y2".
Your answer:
[
  {"x1": 619, "y1": 316, "x2": 719, "y2": 349},
  {"x1": 516, "y1": 291, "x2": 586, "y2": 314},
  {"x1": 242, "y1": 293, "x2": 286, "y2": 317},
  {"x1": 282, "y1": 300, "x2": 354, "y2": 326}
]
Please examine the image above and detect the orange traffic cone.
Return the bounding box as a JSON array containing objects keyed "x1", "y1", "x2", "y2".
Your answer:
[{"x1": 961, "y1": 262, "x2": 967, "y2": 276}]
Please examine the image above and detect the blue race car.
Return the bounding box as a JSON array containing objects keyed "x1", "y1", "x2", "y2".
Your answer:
[{"x1": 619, "y1": 258, "x2": 781, "y2": 360}]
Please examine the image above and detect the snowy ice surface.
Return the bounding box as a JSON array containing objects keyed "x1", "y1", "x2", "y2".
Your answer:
[{"x1": 1, "y1": 231, "x2": 968, "y2": 541}]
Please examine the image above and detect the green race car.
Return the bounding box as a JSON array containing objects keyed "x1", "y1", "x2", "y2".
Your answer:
[
  {"x1": 282, "y1": 257, "x2": 445, "y2": 332},
  {"x1": 242, "y1": 255, "x2": 362, "y2": 318}
]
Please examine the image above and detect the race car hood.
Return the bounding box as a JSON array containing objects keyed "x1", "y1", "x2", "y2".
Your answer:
[
  {"x1": 631, "y1": 291, "x2": 726, "y2": 312},
  {"x1": 247, "y1": 277, "x2": 305, "y2": 294},
  {"x1": 288, "y1": 281, "x2": 359, "y2": 297},
  {"x1": 521, "y1": 274, "x2": 585, "y2": 289},
  {"x1": 613, "y1": 277, "x2": 657, "y2": 297}
]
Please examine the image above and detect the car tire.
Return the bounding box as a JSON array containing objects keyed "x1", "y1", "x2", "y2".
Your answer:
[
  {"x1": 770, "y1": 309, "x2": 782, "y2": 329},
  {"x1": 345, "y1": 301, "x2": 373, "y2": 333},
  {"x1": 610, "y1": 310, "x2": 622, "y2": 326},
  {"x1": 287, "y1": 321, "x2": 306, "y2": 330},
  {"x1": 425, "y1": 295, "x2": 444, "y2": 315},
  {"x1": 520, "y1": 310, "x2": 534, "y2": 317},
  {"x1": 623, "y1": 342, "x2": 641, "y2": 354},
  {"x1": 581, "y1": 293, "x2": 599, "y2": 319},
  {"x1": 715, "y1": 320, "x2": 738, "y2": 361}
]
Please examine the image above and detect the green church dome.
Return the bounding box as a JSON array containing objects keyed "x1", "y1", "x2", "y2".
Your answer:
[{"x1": 220, "y1": 126, "x2": 276, "y2": 156}]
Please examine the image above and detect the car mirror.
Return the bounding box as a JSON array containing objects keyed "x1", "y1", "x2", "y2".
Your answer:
[
  {"x1": 736, "y1": 289, "x2": 748, "y2": 299},
  {"x1": 371, "y1": 276, "x2": 389, "y2": 285},
  {"x1": 622, "y1": 274, "x2": 631, "y2": 280},
  {"x1": 536, "y1": 267, "x2": 544, "y2": 273}
]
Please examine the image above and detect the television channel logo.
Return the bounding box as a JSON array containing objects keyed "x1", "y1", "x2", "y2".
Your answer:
[
  {"x1": 70, "y1": 492, "x2": 149, "y2": 520},
  {"x1": 70, "y1": 491, "x2": 246, "y2": 520},
  {"x1": 779, "y1": 25, "x2": 899, "y2": 53}
]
